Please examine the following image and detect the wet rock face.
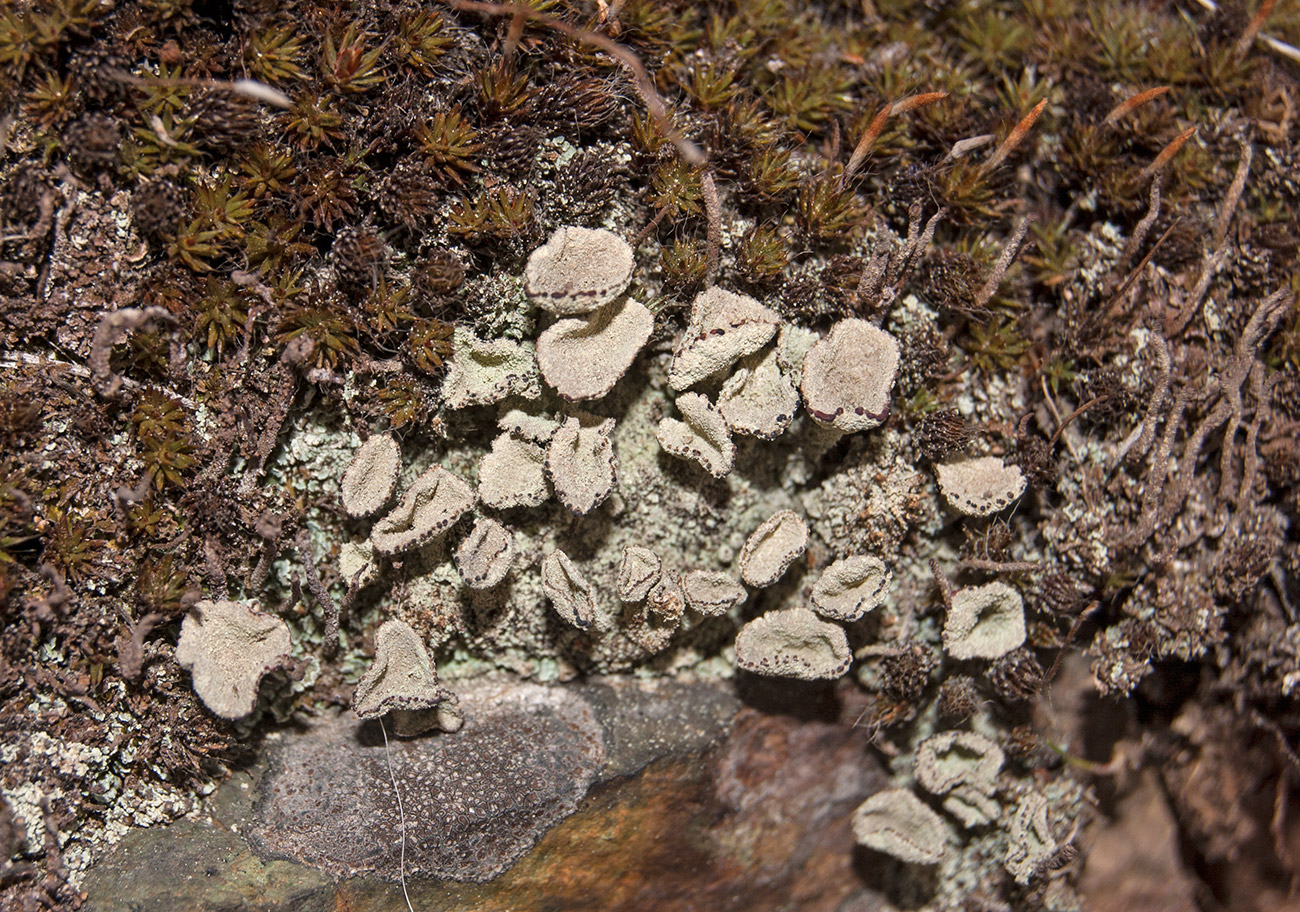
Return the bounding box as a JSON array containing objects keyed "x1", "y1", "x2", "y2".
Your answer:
[{"x1": 250, "y1": 683, "x2": 605, "y2": 882}]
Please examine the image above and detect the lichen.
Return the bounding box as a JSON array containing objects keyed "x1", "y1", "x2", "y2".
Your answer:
[
  {"x1": 851, "y1": 787, "x2": 948, "y2": 865},
  {"x1": 734, "y1": 607, "x2": 851, "y2": 681},
  {"x1": 174, "y1": 599, "x2": 292, "y2": 720},
  {"x1": 943, "y1": 582, "x2": 1027, "y2": 662}
]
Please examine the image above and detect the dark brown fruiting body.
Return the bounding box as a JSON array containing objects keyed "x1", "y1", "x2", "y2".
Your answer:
[
  {"x1": 990, "y1": 647, "x2": 1046, "y2": 703},
  {"x1": 131, "y1": 180, "x2": 187, "y2": 241},
  {"x1": 332, "y1": 227, "x2": 387, "y2": 294},
  {"x1": 879, "y1": 647, "x2": 933, "y2": 702},
  {"x1": 63, "y1": 112, "x2": 121, "y2": 175},
  {"x1": 916, "y1": 408, "x2": 971, "y2": 462},
  {"x1": 937, "y1": 674, "x2": 980, "y2": 721}
]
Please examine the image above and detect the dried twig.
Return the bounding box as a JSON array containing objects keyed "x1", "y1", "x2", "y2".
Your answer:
[
  {"x1": 845, "y1": 105, "x2": 890, "y2": 186},
  {"x1": 248, "y1": 547, "x2": 273, "y2": 594},
  {"x1": 379, "y1": 717, "x2": 416, "y2": 912},
  {"x1": 451, "y1": 0, "x2": 705, "y2": 165},
  {"x1": 629, "y1": 202, "x2": 672, "y2": 249},
  {"x1": 1047, "y1": 395, "x2": 1106, "y2": 449},
  {"x1": 1044, "y1": 600, "x2": 1102, "y2": 688}
]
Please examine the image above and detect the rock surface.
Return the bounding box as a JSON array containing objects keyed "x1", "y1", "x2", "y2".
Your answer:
[{"x1": 82, "y1": 677, "x2": 891, "y2": 912}]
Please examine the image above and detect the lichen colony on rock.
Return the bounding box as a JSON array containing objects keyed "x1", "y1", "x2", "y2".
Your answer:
[{"x1": 7, "y1": 0, "x2": 1295, "y2": 906}]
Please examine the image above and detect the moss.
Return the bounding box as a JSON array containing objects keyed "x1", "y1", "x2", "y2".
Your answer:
[
  {"x1": 660, "y1": 237, "x2": 708, "y2": 298},
  {"x1": 132, "y1": 391, "x2": 198, "y2": 490},
  {"x1": 245, "y1": 25, "x2": 307, "y2": 84},
  {"x1": 44, "y1": 502, "x2": 114, "y2": 584},
  {"x1": 275, "y1": 305, "x2": 360, "y2": 370},
  {"x1": 416, "y1": 108, "x2": 483, "y2": 186},
  {"x1": 195, "y1": 280, "x2": 250, "y2": 357},
  {"x1": 964, "y1": 316, "x2": 1031, "y2": 376},
  {"x1": 736, "y1": 223, "x2": 789, "y2": 288},
  {"x1": 795, "y1": 169, "x2": 865, "y2": 243}
]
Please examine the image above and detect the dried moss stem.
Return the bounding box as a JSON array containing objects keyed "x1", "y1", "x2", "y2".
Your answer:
[
  {"x1": 1213, "y1": 135, "x2": 1253, "y2": 251},
  {"x1": 973, "y1": 216, "x2": 1032, "y2": 312},
  {"x1": 702, "y1": 171, "x2": 721, "y2": 286},
  {"x1": 1046, "y1": 394, "x2": 1106, "y2": 449},
  {"x1": 630, "y1": 203, "x2": 671, "y2": 249},
  {"x1": 1044, "y1": 600, "x2": 1101, "y2": 689},
  {"x1": 1116, "y1": 332, "x2": 1170, "y2": 465}
]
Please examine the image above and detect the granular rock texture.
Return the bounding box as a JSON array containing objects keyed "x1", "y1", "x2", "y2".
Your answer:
[{"x1": 250, "y1": 682, "x2": 604, "y2": 882}]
